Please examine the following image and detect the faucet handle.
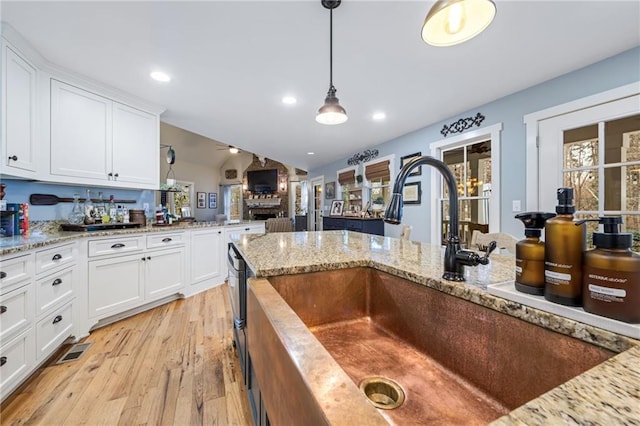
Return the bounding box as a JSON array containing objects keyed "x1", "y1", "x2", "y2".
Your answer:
[{"x1": 479, "y1": 241, "x2": 497, "y2": 265}]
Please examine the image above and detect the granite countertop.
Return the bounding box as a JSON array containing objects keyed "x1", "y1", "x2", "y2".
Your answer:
[
  {"x1": 0, "y1": 220, "x2": 265, "y2": 256},
  {"x1": 232, "y1": 230, "x2": 640, "y2": 425}
]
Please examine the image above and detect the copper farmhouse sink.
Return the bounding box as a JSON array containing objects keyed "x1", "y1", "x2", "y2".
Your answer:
[{"x1": 247, "y1": 268, "x2": 614, "y2": 425}]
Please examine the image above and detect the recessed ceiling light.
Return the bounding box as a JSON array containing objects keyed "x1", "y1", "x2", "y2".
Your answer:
[
  {"x1": 307, "y1": 152, "x2": 315, "y2": 155},
  {"x1": 282, "y1": 96, "x2": 297, "y2": 105},
  {"x1": 150, "y1": 71, "x2": 171, "y2": 82},
  {"x1": 372, "y1": 112, "x2": 386, "y2": 121}
]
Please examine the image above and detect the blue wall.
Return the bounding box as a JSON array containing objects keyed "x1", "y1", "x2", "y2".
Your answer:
[
  {"x1": 309, "y1": 47, "x2": 640, "y2": 243},
  {"x1": 1, "y1": 179, "x2": 155, "y2": 221}
]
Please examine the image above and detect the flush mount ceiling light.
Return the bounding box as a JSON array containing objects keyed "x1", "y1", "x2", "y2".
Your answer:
[
  {"x1": 282, "y1": 96, "x2": 297, "y2": 105},
  {"x1": 150, "y1": 71, "x2": 171, "y2": 82},
  {"x1": 229, "y1": 146, "x2": 239, "y2": 154},
  {"x1": 372, "y1": 112, "x2": 386, "y2": 121},
  {"x1": 316, "y1": 0, "x2": 347, "y2": 125},
  {"x1": 421, "y1": 0, "x2": 496, "y2": 47}
]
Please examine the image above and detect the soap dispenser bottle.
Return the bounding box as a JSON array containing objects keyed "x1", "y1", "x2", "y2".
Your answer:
[
  {"x1": 544, "y1": 187, "x2": 586, "y2": 306},
  {"x1": 514, "y1": 212, "x2": 556, "y2": 295},
  {"x1": 579, "y1": 216, "x2": 639, "y2": 323}
]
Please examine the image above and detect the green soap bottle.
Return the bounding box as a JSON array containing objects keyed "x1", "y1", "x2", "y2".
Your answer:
[
  {"x1": 514, "y1": 212, "x2": 556, "y2": 295},
  {"x1": 544, "y1": 188, "x2": 586, "y2": 306},
  {"x1": 580, "y1": 216, "x2": 640, "y2": 323}
]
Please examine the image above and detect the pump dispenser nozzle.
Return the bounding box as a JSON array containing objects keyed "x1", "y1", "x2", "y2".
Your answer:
[
  {"x1": 514, "y1": 211, "x2": 556, "y2": 295},
  {"x1": 556, "y1": 187, "x2": 576, "y2": 214},
  {"x1": 576, "y1": 216, "x2": 632, "y2": 249}
]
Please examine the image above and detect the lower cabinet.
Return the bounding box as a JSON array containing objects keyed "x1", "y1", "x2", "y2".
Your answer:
[
  {"x1": 323, "y1": 216, "x2": 384, "y2": 236},
  {"x1": 190, "y1": 228, "x2": 223, "y2": 285},
  {"x1": 88, "y1": 233, "x2": 186, "y2": 320},
  {"x1": 88, "y1": 253, "x2": 145, "y2": 319}
]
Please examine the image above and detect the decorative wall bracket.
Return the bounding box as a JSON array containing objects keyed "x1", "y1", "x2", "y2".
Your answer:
[
  {"x1": 441, "y1": 113, "x2": 485, "y2": 137},
  {"x1": 347, "y1": 149, "x2": 379, "y2": 166}
]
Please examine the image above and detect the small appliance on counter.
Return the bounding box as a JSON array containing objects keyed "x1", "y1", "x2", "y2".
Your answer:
[
  {"x1": 514, "y1": 212, "x2": 556, "y2": 295},
  {"x1": 577, "y1": 216, "x2": 640, "y2": 323}
]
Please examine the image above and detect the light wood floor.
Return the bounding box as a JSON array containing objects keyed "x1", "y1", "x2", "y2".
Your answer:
[{"x1": 1, "y1": 284, "x2": 252, "y2": 425}]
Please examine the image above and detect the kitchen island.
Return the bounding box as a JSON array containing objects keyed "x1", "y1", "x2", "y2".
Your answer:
[{"x1": 232, "y1": 230, "x2": 639, "y2": 425}]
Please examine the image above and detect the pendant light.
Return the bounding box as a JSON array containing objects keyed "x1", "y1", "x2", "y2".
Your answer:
[
  {"x1": 316, "y1": 0, "x2": 347, "y2": 125},
  {"x1": 421, "y1": 0, "x2": 496, "y2": 47}
]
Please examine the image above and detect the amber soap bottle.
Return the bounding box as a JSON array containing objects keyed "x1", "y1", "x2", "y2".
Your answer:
[
  {"x1": 514, "y1": 212, "x2": 556, "y2": 295},
  {"x1": 544, "y1": 188, "x2": 585, "y2": 306},
  {"x1": 580, "y1": 216, "x2": 639, "y2": 323}
]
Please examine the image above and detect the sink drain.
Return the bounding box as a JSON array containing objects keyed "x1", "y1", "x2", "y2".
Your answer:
[{"x1": 359, "y1": 377, "x2": 405, "y2": 410}]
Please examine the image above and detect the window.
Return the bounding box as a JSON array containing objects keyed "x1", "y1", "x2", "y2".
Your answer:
[
  {"x1": 337, "y1": 166, "x2": 361, "y2": 215},
  {"x1": 223, "y1": 184, "x2": 243, "y2": 222},
  {"x1": 530, "y1": 86, "x2": 640, "y2": 252},
  {"x1": 441, "y1": 141, "x2": 491, "y2": 245},
  {"x1": 365, "y1": 157, "x2": 393, "y2": 217},
  {"x1": 430, "y1": 123, "x2": 502, "y2": 246}
]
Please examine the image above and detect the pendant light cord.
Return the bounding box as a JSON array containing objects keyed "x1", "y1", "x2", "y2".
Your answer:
[{"x1": 329, "y1": 7, "x2": 334, "y2": 89}]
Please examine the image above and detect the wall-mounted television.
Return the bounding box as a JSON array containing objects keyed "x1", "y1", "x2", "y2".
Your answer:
[{"x1": 247, "y1": 169, "x2": 278, "y2": 194}]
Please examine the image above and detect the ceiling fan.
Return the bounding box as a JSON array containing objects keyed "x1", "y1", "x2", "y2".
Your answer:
[{"x1": 217, "y1": 145, "x2": 240, "y2": 154}]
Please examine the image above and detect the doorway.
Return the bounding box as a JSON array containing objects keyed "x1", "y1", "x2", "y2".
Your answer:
[{"x1": 309, "y1": 177, "x2": 324, "y2": 231}]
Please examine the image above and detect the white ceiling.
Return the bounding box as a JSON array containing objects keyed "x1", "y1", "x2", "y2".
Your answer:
[{"x1": 2, "y1": 1, "x2": 639, "y2": 171}]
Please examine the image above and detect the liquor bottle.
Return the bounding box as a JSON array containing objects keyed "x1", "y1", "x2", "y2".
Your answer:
[
  {"x1": 95, "y1": 191, "x2": 106, "y2": 222},
  {"x1": 108, "y1": 195, "x2": 117, "y2": 223},
  {"x1": 83, "y1": 189, "x2": 95, "y2": 224}
]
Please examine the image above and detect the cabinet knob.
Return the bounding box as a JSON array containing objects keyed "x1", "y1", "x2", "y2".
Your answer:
[
  {"x1": 52, "y1": 278, "x2": 63, "y2": 286},
  {"x1": 108, "y1": 172, "x2": 113, "y2": 178},
  {"x1": 8, "y1": 155, "x2": 18, "y2": 161},
  {"x1": 52, "y1": 315, "x2": 63, "y2": 324},
  {"x1": 147, "y1": 256, "x2": 151, "y2": 260},
  {"x1": 114, "y1": 173, "x2": 119, "y2": 179},
  {"x1": 0, "y1": 306, "x2": 7, "y2": 314},
  {"x1": 141, "y1": 257, "x2": 146, "y2": 261},
  {"x1": 111, "y1": 243, "x2": 125, "y2": 249},
  {"x1": 52, "y1": 253, "x2": 63, "y2": 261},
  {"x1": 0, "y1": 356, "x2": 6, "y2": 366},
  {"x1": 161, "y1": 237, "x2": 172, "y2": 243},
  {"x1": 0, "y1": 271, "x2": 6, "y2": 279}
]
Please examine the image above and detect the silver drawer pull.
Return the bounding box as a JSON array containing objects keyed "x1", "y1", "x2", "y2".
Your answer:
[
  {"x1": 52, "y1": 278, "x2": 63, "y2": 286},
  {"x1": 52, "y1": 315, "x2": 63, "y2": 324},
  {"x1": 0, "y1": 356, "x2": 6, "y2": 366},
  {"x1": 0, "y1": 306, "x2": 7, "y2": 314},
  {"x1": 162, "y1": 237, "x2": 172, "y2": 243},
  {"x1": 52, "y1": 253, "x2": 62, "y2": 261},
  {"x1": 111, "y1": 243, "x2": 126, "y2": 249},
  {"x1": 0, "y1": 271, "x2": 5, "y2": 279}
]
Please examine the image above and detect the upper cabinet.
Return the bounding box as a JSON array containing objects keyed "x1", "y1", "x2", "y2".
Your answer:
[
  {"x1": 1, "y1": 41, "x2": 38, "y2": 178},
  {"x1": 1, "y1": 24, "x2": 163, "y2": 189},
  {"x1": 50, "y1": 80, "x2": 159, "y2": 188}
]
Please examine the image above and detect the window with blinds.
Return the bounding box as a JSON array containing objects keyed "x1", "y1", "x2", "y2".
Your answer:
[
  {"x1": 366, "y1": 158, "x2": 393, "y2": 217},
  {"x1": 338, "y1": 170, "x2": 356, "y2": 185}
]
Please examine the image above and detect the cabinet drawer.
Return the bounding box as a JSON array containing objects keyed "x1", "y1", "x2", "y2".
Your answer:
[
  {"x1": 0, "y1": 253, "x2": 34, "y2": 294},
  {"x1": 0, "y1": 329, "x2": 34, "y2": 399},
  {"x1": 36, "y1": 302, "x2": 73, "y2": 359},
  {"x1": 35, "y1": 243, "x2": 75, "y2": 276},
  {"x1": 36, "y1": 267, "x2": 74, "y2": 317},
  {"x1": 89, "y1": 236, "x2": 144, "y2": 257},
  {"x1": 146, "y1": 232, "x2": 185, "y2": 249},
  {"x1": 0, "y1": 285, "x2": 33, "y2": 343},
  {"x1": 345, "y1": 220, "x2": 363, "y2": 232}
]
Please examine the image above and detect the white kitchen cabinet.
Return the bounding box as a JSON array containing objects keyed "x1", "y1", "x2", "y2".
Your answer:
[
  {"x1": 0, "y1": 329, "x2": 35, "y2": 401},
  {"x1": 190, "y1": 228, "x2": 224, "y2": 285},
  {"x1": 50, "y1": 79, "x2": 159, "y2": 189},
  {"x1": 88, "y1": 252, "x2": 145, "y2": 319},
  {"x1": 87, "y1": 232, "x2": 186, "y2": 320},
  {"x1": 1, "y1": 40, "x2": 37, "y2": 178},
  {"x1": 145, "y1": 247, "x2": 185, "y2": 300}
]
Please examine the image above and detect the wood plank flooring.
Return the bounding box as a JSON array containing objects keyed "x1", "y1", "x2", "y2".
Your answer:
[{"x1": 1, "y1": 284, "x2": 252, "y2": 425}]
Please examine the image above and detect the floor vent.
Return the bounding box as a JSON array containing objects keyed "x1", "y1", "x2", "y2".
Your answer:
[{"x1": 56, "y1": 342, "x2": 93, "y2": 364}]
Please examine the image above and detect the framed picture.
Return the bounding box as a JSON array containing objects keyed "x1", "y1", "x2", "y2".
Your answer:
[
  {"x1": 325, "y1": 181, "x2": 336, "y2": 199},
  {"x1": 403, "y1": 182, "x2": 421, "y2": 205},
  {"x1": 401, "y1": 152, "x2": 422, "y2": 176},
  {"x1": 197, "y1": 192, "x2": 206, "y2": 209},
  {"x1": 330, "y1": 200, "x2": 344, "y2": 216},
  {"x1": 208, "y1": 193, "x2": 217, "y2": 209}
]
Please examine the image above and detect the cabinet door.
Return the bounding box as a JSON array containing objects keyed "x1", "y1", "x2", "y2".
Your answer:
[
  {"x1": 190, "y1": 229, "x2": 223, "y2": 285},
  {"x1": 50, "y1": 79, "x2": 112, "y2": 181},
  {"x1": 112, "y1": 102, "x2": 158, "y2": 187},
  {"x1": 88, "y1": 253, "x2": 143, "y2": 319},
  {"x1": 2, "y1": 44, "x2": 37, "y2": 177},
  {"x1": 145, "y1": 247, "x2": 185, "y2": 300}
]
